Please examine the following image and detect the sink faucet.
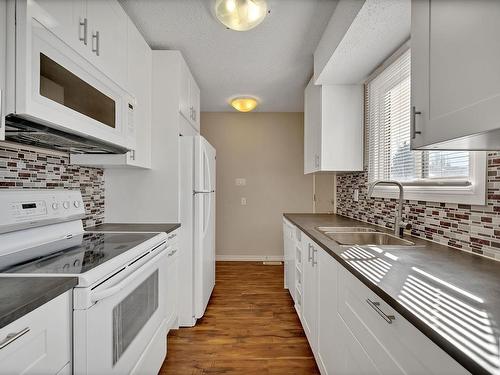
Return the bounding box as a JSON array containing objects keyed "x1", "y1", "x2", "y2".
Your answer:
[{"x1": 367, "y1": 180, "x2": 411, "y2": 238}]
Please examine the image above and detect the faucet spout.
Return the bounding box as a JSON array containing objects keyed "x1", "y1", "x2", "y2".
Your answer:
[{"x1": 367, "y1": 180, "x2": 408, "y2": 237}]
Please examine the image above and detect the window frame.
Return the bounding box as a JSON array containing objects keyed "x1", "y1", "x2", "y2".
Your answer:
[
  {"x1": 366, "y1": 44, "x2": 487, "y2": 205},
  {"x1": 369, "y1": 151, "x2": 486, "y2": 205}
]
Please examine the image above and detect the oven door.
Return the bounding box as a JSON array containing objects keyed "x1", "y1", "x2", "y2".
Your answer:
[
  {"x1": 13, "y1": 5, "x2": 135, "y2": 150},
  {"x1": 73, "y1": 250, "x2": 168, "y2": 375}
]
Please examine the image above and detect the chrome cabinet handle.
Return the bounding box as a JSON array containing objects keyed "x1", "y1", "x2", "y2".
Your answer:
[
  {"x1": 411, "y1": 106, "x2": 422, "y2": 139},
  {"x1": 129, "y1": 150, "x2": 136, "y2": 161},
  {"x1": 92, "y1": 31, "x2": 100, "y2": 56},
  {"x1": 0, "y1": 327, "x2": 30, "y2": 349},
  {"x1": 79, "y1": 18, "x2": 88, "y2": 45},
  {"x1": 168, "y1": 249, "x2": 177, "y2": 257},
  {"x1": 168, "y1": 232, "x2": 177, "y2": 240},
  {"x1": 312, "y1": 248, "x2": 317, "y2": 267},
  {"x1": 307, "y1": 244, "x2": 313, "y2": 263},
  {"x1": 366, "y1": 299, "x2": 395, "y2": 324}
]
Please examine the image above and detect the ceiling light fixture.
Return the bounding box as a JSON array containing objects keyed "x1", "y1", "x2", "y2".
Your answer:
[
  {"x1": 231, "y1": 97, "x2": 258, "y2": 112},
  {"x1": 214, "y1": 0, "x2": 268, "y2": 31}
]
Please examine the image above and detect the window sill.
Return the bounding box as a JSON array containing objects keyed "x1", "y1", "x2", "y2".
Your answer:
[
  {"x1": 370, "y1": 185, "x2": 485, "y2": 205},
  {"x1": 369, "y1": 152, "x2": 487, "y2": 205}
]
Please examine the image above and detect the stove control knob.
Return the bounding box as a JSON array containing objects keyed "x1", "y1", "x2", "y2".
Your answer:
[
  {"x1": 52, "y1": 202, "x2": 59, "y2": 210},
  {"x1": 63, "y1": 201, "x2": 70, "y2": 209},
  {"x1": 73, "y1": 201, "x2": 81, "y2": 208}
]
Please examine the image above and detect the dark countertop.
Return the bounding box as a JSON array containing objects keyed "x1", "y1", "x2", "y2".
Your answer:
[
  {"x1": 0, "y1": 277, "x2": 77, "y2": 329},
  {"x1": 87, "y1": 223, "x2": 180, "y2": 234},
  {"x1": 284, "y1": 213, "x2": 500, "y2": 375}
]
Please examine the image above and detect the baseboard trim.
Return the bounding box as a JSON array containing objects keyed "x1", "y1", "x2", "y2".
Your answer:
[{"x1": 216, "y1": 255, "x2": 284, "y2": 262}]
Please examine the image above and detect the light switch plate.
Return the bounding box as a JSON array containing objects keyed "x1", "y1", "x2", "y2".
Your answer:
[
  {"x1": 241, "y1": 197, "x2": 247, "y2": 205},
  {"x1": 235, "y1": 178, "x2": 246, "y2": 186}
]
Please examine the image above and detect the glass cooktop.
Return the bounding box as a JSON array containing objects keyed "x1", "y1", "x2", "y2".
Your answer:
[{"x1": 0, "y1": 232, "x2": 158, "y2": 274}]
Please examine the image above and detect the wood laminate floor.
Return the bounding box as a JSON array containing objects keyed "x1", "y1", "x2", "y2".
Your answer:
[{"x1": 159, "y1": 261, "x2": 319, "y2": 374}]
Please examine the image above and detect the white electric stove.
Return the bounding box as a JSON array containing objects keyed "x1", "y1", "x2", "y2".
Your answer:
[{"x1": 0, "y1": 189, "x2": 171, "y2": 375}]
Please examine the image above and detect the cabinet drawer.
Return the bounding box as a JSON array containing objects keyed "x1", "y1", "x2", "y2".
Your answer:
[
  {"x1": 338, "y1": 267, "x2": 468, "y2": 375},
  {"x1": 0, "y1": 291, "x2": 72, "y2": 375}
]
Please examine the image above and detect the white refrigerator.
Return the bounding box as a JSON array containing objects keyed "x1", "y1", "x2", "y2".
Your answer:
[{"x1": 179, "y1": 135, "x2": 216, "y2": 326}]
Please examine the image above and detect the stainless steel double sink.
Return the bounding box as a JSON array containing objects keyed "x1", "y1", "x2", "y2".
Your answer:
[{"x1": 316, "y1": 226, "x2": 415, "y2": 246}]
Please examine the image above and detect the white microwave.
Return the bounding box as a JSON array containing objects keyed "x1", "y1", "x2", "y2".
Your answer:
[{"x1": 6, "y1": 1, "x2": 135, "y2": 152}]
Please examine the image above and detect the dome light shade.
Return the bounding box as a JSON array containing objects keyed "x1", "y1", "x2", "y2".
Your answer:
[
  {"x1": 215, "y1": 0, "x2": 268, "y2": 31},
  {"x1": 231, "y1": 97, "x2": 258, "y2": 112}
]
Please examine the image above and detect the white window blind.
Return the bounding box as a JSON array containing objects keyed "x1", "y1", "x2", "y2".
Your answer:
[{"x1": 367, "y1": 49, "x2": 471, "y2": 186}]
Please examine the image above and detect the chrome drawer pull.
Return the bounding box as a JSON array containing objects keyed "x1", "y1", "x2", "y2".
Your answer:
[
  {"x1": 366, "y1": 299, "x2": 395, "y2": 324},
  {"x1": 168, "y1": 249, "x2": 177, "y2": 257},
  {"x1": 0, "y1": 327, "x2": 30, "y2": 349}
]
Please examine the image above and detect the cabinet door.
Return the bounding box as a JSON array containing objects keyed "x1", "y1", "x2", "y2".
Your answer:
[
  {"x1": 304, "y1": 78, "x2": 321, "y2": 174},
  {"x1": 179, "y1": 61, "x2": 191, "y2": 123},
  {"x1": 411, "y1": 0, "x2": 500, "y2": 149},
  {"x1": 283, "y1": 220, "x2": 295, "y2": 299},
  {"x1": 165, "y1": 246, "x2": 179, "y2": 330},
  {"x1": 126, "y1": 18, "x2": 152, "y2": 168},
  {"x1": 283, "y1": 220, "x2": 290, "y2": 290},
  {"x1": 32, "y1": 0, "x2": 85, "y2": 54},
  {"x1": 86, "y1": 0, "x2": 127, "y2": 86},
  {"x1": 302, "y1": 236, "x2": 319, "y2": 353},
  {"x1": 0, "y1": 292, "x2": 72, "y2": 375},
  {"x1": 336, "y1": 315, "x2": 381, "y2": 375},
  {"x1": 317, "y1": 249, "x2": 342, "y2": 374},
  {"x1": 190, "y1": 77, "x2": 200, "y2": 131}
]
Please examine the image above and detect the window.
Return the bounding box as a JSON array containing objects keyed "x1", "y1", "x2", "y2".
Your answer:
[{"x1": 366, "y1": 48, "x2": 486, "y2": 205}]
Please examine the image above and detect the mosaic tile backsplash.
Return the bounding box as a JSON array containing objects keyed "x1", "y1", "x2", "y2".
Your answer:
[
  {"x1": 337, "y1": 152, "x2": 500, "y2": 261},
  {"x1": 0, "y1": 143, "x2": 104, "y2": 228}
]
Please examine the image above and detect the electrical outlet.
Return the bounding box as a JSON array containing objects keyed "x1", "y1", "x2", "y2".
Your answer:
[
  {"x1": 241, "y1": 197, "x2": 247, "y2": 205},
  {"x1": 353, "y1": 188, "x2": 359, "y2": 202}
]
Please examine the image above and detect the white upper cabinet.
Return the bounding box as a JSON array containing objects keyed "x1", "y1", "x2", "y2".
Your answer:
[
  {"x1": 86, "y1": 0, "x2": 128, "y2": 86},
  {"x1": 304, "y1": 77, "x2": 364, "y2": 174},
  {"x1": 30, "y1": 0, "x2": 85, "y2": 55},
  {"x1": 71, "y1": 16, "x2": 152, "y2": 168},
  {"x1": 179, "y1": 59, "x2": 200, "y2": 132},
  {"x1": 31, "y1": 0, "x2": 128, "y2": 90},
  {"x1": 411, "y1": 0, "x2": 500, "y2": 150}
]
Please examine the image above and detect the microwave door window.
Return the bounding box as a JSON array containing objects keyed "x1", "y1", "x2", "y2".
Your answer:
[{"x1": 39, "y1": 53, "x2": 116, "y2": 128}]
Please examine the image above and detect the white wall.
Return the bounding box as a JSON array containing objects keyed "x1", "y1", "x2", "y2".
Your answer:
[{"x1": 105, "y1": 51, "x2": 182, "y2": 223}]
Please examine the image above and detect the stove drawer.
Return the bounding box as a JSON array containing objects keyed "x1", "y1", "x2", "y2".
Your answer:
[{"x1": 0, "y1": 291, "x2": 72, "y2": 375}]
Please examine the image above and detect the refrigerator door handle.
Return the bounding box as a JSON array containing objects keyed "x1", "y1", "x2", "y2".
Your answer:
[{"x1": 193, "y1": 190, "x2": 215, "y2": 195}]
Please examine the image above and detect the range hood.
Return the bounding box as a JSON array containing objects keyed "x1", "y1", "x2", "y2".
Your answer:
[{"x1": 5, "y1": 115, "x2": 128, "y2": 154}]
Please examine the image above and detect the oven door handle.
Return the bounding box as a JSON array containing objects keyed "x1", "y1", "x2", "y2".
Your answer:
[{"x1": 90, "y1": 246, "x2": 166, "y2": 304}]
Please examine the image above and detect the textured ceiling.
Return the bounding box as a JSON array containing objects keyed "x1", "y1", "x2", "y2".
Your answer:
[{"x1": 119, "y1": 0, "x2": 338, "y2": 112}]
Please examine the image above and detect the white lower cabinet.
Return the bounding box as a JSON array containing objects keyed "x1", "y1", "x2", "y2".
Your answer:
[
  {"x1": 317, "y1": 248, "x2": 342, "y2": 374},
  {"x1": 0, "y1": 291, "x2": 72, "y2": 375},
  {"x1": 338, "y1": 267, "x2": 468, "y2": 375},
  {"x1": 284, "y1": 226, "x2": 469, "y2": 375},
  {"x1": 302, "y1": 235, "x2": 319, "y2": 354},
  {"x1": 165, "y1": 232, "x2": 179, "y2": 331}
]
